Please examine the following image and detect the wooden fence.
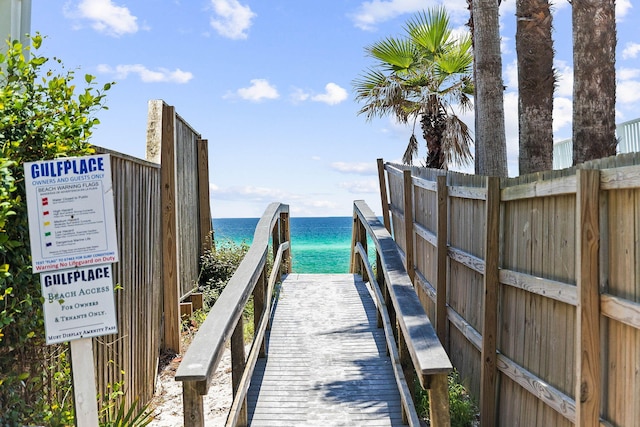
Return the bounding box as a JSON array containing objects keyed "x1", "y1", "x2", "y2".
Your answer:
[
  {"x1": 379, "y1": 154, "x2": 640, "y2": 426},
  {"x1": 87, "y1": 100, "x2": 211, "y2": 411}
]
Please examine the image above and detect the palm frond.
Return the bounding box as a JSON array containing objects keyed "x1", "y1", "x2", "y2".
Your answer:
[
  {"x1": 442, "y1": 115, "x2": 474, "y2": 167},
  {"x1": 367, "y1": 37, "x2": 417, "y2": 72},
  {"x1": 403, "y1": 133, "x2": 420, "y2": 164},
  {"x1": 405, "y1": 7, "x2": 452, "y2": 56}
]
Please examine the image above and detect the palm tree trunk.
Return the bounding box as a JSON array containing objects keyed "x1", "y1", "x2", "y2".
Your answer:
[
  {"x1": 516, "y1": 0, "x2": 554, "y2": 174},
  {"x1": 572, "y1": 0, "x2": 617, "y2": 165},
  {"x1": 472, "y1": 0, "x2": 508, "y2": 177}
]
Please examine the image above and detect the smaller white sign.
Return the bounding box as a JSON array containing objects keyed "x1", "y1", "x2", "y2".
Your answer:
[{"x1": 41, "y1": 265, "x2": 118, "y2": 345}]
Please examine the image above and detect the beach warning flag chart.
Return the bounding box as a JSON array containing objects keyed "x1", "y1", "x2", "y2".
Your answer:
[{"x1": 24, "y1": 154, "x2": 119, "y2": 273}]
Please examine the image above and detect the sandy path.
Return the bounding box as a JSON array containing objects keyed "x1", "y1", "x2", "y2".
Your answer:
[{"x1": 148, "y1": 347, "x2": 233, "y2": 426}]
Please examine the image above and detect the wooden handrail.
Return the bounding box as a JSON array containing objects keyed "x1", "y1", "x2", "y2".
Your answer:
[
  {"x1": 350, "y1": 199, "x2": 453, "y2": 426},
  {"x1": 175, "y1": 202, "x2": 290, "y2": 426},
  {"x1": 353, "y1": 241, "x2": 421, "y2": 427}
]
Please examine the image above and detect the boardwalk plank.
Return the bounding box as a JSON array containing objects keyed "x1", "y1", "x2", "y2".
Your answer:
[{"x1": 247, "y1": 274, "x2": 407, "y2": 426}]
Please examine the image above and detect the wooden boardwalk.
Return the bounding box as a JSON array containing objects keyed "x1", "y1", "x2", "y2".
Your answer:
[{"x1": 247, "y1": 274, "x2": 407, "y2": 426}]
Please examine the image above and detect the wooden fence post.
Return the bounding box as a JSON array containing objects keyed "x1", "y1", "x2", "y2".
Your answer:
[
  {"x1": 480, "y1": 176, "x2": 500, "y2": 426},
  {"x1": 575, "y1": 169, "x2": 601, "y2": 427},
  {"x1": 197, "y1": 138, "x2": 212, "y2": 254},
  {"x1": 377, "y1": 158, "x2": 391, "y2": 232},
  {"x1": 435, "y1": 175, "x2": 448, "y2": 346},
  {"x1": 158, "y1": 102, "x2": 181, "y2": 353},
  {"x1": 403, "y1": 170, "x2": 415, "y2": 282}
]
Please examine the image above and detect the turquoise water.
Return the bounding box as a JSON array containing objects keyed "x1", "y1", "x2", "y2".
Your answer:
[{"x1": 212, "y1": 217, "x2": 355, "y2": 273}]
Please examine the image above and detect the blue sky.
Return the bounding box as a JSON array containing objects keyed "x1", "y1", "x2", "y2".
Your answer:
[{"x1": 25, "y1": 0, "x2": 640, "y2": 218}]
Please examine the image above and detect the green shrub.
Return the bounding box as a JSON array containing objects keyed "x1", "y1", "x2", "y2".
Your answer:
[
  {"x1": 198, "y1": 239, "x2": 249, "y2": 309},
  {"x1": 0, "y1": 34, "x2": 112, "y2": 424},
  {"x1": 415, "y1": 369, "x2": 478, "y2": 427}
]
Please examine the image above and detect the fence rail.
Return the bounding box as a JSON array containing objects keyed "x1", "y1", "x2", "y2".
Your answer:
[{"x1": 380, "y1": 152, "x2": 640, "y2": 427}]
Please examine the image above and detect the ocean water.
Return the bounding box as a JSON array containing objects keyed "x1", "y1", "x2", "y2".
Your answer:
[{"x1": 212, "y1": 217, "x2": 355, "y2": 273}]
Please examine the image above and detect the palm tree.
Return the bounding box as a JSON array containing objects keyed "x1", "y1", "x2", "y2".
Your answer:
[
  {"x1": 572, "y1": 0, "x2": 617, "y2": 165},
  {"x1": 353, "y1": 7, "x2": 474, "y2": 169},
  {"x1": 516, "y1": 0, "x2": 554, "y2": 174},
  {"x1": 471, "y1": 0, "x2": 508, "y2": 177}
]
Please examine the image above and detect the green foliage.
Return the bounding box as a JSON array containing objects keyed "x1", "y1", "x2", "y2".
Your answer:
[
  {"x1": 198, "y1": 239, "x2": 250, "y2": 308},
  {"x1": 98, "y1": 371, "x2": 153, "y2": 427},
  {"x1": 0, "y1": 34, "x2": 112, "y2": 424},
  {"x1": 415, "y1": 370, "x2": 478, "y2": 427}
]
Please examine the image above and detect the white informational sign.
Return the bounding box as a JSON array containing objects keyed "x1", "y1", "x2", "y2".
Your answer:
[
  {"x1": 40, "y1": 264, "x2": 118, "y2": 345},
  {"x1": 24, "y1": 154, "x2": 119, "y2": 273}
]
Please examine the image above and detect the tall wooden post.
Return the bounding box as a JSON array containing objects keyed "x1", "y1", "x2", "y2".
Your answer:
[
  {"x1": 575, "y1": 169, "x2": 601, "y2": 427},
  {"x1": 153, "y1": 101, "x2": 182, "y2": 353},
  {"x1": 197, "y1": 138, "x2": 212, "y2": 253},
  {"x1": 162, "y1": 104, "x2": 181, "y2": 353},
  {"x1": 435, "y1": 175, "x2": 448, "y2": 346},
  {"x1": 377, "y1": 158, "x2": 391, "y2": 232},
  {"x1": 403, "y1": 170, "x2": 415, "y2": 282},
  {"x1": 480, "y1": 176, "x2": 500, "y2": 426}
]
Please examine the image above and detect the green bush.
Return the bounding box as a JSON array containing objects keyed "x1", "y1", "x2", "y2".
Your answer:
[
  {"x1": 198, "y1": 239, "x2": 249, "y2": 309},
  {"x1": 415, "y1": 369, "x2": 478, "y2": 426},
  {"x1": 0, "y1": 34, "x2": 112, "y2": 425}
]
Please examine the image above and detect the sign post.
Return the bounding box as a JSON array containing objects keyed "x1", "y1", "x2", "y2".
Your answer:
[{"x1": 24, "y1": 154, "x2": 119, "y2": 426}]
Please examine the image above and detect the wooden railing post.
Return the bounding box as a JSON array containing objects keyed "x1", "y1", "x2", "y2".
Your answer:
[
  {"x1": 428, "y1": 374, "x2": 451, "y2": 427},
  {"x1": 480, "y1": 176, "x2": 500, "y2": 426},
  {"x1": 377, "y1": 158, "x2": 391, "y2": 232},
  {"x1": 231, "y1": 316, "x2": 248, "y2": 426},
  {"x1": 403, "y1": 170, "x2": 415, "y2": 282},
  {"x1": 350, "y1": 213, "x2": 360, "y2": 275},
  {"x1": 280, "y1": 212, "x2": 291, "y2": 273},
  {"x1": 435, "y1": 175, "x2": 448, "y2": 346},
  {"x1": 272, "y1": 220, "x2": 280, "y2": 271},
  {"x1": 254, "y1": 269, "x2": 267, "y2": 357},
  {"x1": 350, "y1": 212, "x2": 368, "y2": 280},
  {"x1": 575, "y1": 169, "x2": 601, "y2": 427},
  {"x1": 182, "y1": 381, "x2": 204, "y2": 426}
]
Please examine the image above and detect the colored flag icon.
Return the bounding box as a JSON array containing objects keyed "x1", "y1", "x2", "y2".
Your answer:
[
  {"x1": 43, "y1": 211, "x2": 49, "y2": 216},
  {"x1": 45, "y1": 242, "x2": 52, "y2": 247},
  {"x1": 44, "y1": 232, "x2": 51, "y2": 237},
  {"x1": 43, "y1": 221, "x2": 50, "y2": 227},
  {"x1": 41, "y1": 198, "x2": 48, "y2": 206}
]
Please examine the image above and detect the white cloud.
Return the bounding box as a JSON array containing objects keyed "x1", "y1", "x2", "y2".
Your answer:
[
  {"x1": 330, "y1": 162, "x2": 377, "y2": 175},
  {"x1": 290, "y1": 88, "x2": 310, "y2": 104},
  {"x1": 338, "y1": 180, "x2": 379, "y2": 194},
  {"x1": 96, "y1": 64, "x2": 193, "y2": 83},
  {"x1": 350, "y1": 0, "x2": 469, "y2": 31},
  {"x1": 554, "y1": 60, "x2": 573, "y2": 97},
  {"x1": 619, "y1": 68, "x2": 640, "y2": 80},
  {"x1": 209, "y1": 0, "x2": 256, "y2": 40},
  {"x1": 65, "y1": 0, "x2": 138, "y2": 37},
  {"x1": 618, "y1": 79, "x2": 640, "y2": 105},
  {"x1": 226, "y1": 79, "x2": 279, "y2": 102},
  {"x1": 616, "y1": 0, "x2": 632, "y2": 20},
  {"x1": 622, "y1": 43, "x2": 640, "y2": 60},
  {"x1": 311, "y1": 83, "x2": 348, "y2": 105},
  {"x1": 211, "y1": 184, "x2": 296, "y2": 201},
  {"x1": 504, "y1": 59, "x2": 518, "y2": 91},
  {"x1": 553, "y1": 97, "x2": 573, "y2": 133}
]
